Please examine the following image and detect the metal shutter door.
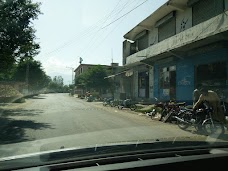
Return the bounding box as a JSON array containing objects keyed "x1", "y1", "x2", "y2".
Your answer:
[
  {"x1": 158, "y1": 17, "x2": 176, "y2": 42},
  {"x1": 193, "y1": 0, "x2": 224, "y2": 26}
]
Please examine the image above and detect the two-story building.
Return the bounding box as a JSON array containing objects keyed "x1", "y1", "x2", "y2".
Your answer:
[{"x1": 123, "y1": 0, "x2": 228, "y2": 104}]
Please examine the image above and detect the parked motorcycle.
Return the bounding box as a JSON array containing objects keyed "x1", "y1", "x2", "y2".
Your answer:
[
  {"x1": 103, "y1": 97, "x2": 113, "y2": 106},
  {"x1": 150, "y1": 99, "x2": 185, "y2": 122},
  {"x1": 118, "y1": 99, "x2": 137, "y2": 110},
  {"x1": 162, "y1": 102, "x2": 186, "y2": 123},
  {"x1": 175, "y1": 103, "x2": 225, "y2": 135},
  {"x1": 174, "y1": 108, "x2": 205, "y2": 132},
  {"x1": 86, "y1": 95, "x2": 93, "y2": 102},
  {"x1": 110, "y1": 99, "x2": 120, "y2": 107},
  {"x1": 150, "y1": 101, "x2": 169, "y2": 121}
]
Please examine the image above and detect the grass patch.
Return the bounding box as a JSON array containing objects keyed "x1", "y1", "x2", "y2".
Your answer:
[
  {"x1": 135, "y1": 104, "x2": 164, "y2": 114},
  {"x1": 135, "y1": 105, "x2": 155, "y2": 113}
]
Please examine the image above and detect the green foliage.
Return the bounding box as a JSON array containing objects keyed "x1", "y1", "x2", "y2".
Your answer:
[
  {"x1": 75, "y1": 73, "x2": 87, "y2": 89},
  {"x1": 0, "y1": 0, "x2": 41, "y2": 80},
  {"x1": 53, "y1": 76, "x2": 64, "y2": 87},
  {"x1": 75, "y1": 65, "x2": 111, "y2": 93},
  {"x1": 135, "y1": 105, "x2": 155, "y2": 113},
  {"x1": 13, "y1": 97, "x2": 26, "y2": 103},
  {"x1": 13, "y1": 59, "x2": 50, "y2": 91},
  {"x1": 48, "y1": 76, "x2": 67, "y2": 93}
]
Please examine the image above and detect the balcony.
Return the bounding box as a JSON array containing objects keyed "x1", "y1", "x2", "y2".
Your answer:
[{"x1": 125, "y1": 11, "x2": 228, "y2": 65}]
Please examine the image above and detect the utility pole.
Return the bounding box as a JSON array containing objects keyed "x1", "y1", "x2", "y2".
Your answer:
[{"x1": 111, "y1": 48, "x2": 114, "y2": 74}]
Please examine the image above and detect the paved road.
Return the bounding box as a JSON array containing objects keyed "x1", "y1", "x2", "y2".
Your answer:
[{"x1": 0, "y1": 93, "x2": 218, "y2": 157}]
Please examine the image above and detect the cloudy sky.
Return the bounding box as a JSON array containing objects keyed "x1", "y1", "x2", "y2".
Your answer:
[{"x1": 32, "y1": 0, "x2": 167, "y2": 84}]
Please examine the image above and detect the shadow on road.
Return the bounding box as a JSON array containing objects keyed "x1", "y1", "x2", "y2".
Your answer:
[
  {"x1": 26, "y1": 94, "x2": 47, "y2": 100},
  {"x1": 30, "y1": 96, "x2": 46, "y2": 99},
  {"x1": 0, "y1": 103, "x2": 10, "y2": 107},
  {"x1": 178, "y1": 127, "x2": 228, "y2": 141},
  {"x1": 0, "y1": 108, "x2": 53, "y2": 145},
  {"x1": 1, "y1": 109, "x2": 43, "y2": 117}
]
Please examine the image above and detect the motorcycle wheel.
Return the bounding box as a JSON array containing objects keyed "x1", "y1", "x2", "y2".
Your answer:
[
  {"x1": 118, "y1": 105, "x2": 123, "y2": 110},
  {"x1": 151, "y1": 110, "x2": 162, "y2": 121},
  {"x1": 203, "y1": 119, "x2": 225, "y2": 136},
  {"x1": 177, "y1": 112, "x2": 189, "y2": 130},
  {"x1": 130, "y1": 104, "x2": 137, "y2": 110},
  {"x1": 162, "y1": 112, "x2": 174, "y2": 123}
]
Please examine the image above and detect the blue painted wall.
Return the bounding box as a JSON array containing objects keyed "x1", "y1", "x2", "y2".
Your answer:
[
  {"x1": 153, "y1": 48, "x2": 228, "y2": 104},
  {"x1": 176, "y1": 58, "x2": 194, "y2": 103}
]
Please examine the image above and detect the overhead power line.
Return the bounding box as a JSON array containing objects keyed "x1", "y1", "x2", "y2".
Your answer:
[
  {"x1": 39, "y1": 0, "x2": 148, "y2": 59},
  {"x1": 101, "y1": 0, "x2": 148, "y2": 29},
  {"x1": 39, "y1": 0, "x2": 125, "y2": 58},
  {"x1": 79, "y1": 0, "x2": 145, "y2": 57}
]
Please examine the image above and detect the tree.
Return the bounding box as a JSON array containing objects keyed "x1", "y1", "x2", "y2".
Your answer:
[
  {"x1": 53, "y1": 76, "x2": 64, "y2": 87},
  {"x1": 48, "y1": 76, "x2": 65, "y2": 93},
  {"x1": 0, "y1": 0, "x2": 41, "y2": 80},
  {"x1": 13, "y1": 59, "x2": 50, "y2": 92},
  {"x1": 75, "y1": 73, "x2": 87, "y2": 89},
  {"x1": 75, "y1": 65, "x2": 111, "y2": 94}
]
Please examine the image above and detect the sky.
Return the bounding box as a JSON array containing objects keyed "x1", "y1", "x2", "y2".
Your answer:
[{"x1": 32, "y1": 0, "x2": 167, "y2": 84}]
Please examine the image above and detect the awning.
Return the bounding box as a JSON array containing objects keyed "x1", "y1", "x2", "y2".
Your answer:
[
  {"x1": 104, "y1": 69, "x2": 133, "y2": 79},
  {"x1": 125, "y1": 69, "x2": 133, "y2": 77}
]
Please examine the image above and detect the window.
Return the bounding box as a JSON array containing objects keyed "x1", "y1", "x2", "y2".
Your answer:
[
  {"x1": 157, "y1": 12, "x2": 176, "y2": 42},
  {"x1": 159, "y1": 66, "x2": 176, "y2": 100}
]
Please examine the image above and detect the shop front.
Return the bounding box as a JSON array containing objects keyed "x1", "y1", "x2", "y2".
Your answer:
[
  {"x1": 195, "y1": 61, "x2": 227, "y2": 94},
  {"x1": 158, "y1": 65, "x2": 176, "y2": 101},
  {"x1": 153, "y1": 47, "x2": 228, "y2": 104},
  {"x1": 153, "y1": 57, "x2": 178, "y2": 102}
]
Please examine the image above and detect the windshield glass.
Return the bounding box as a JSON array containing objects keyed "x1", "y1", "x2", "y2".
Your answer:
[{"x1": 0, "y1": 0, "x2": 228, "y2": 168}]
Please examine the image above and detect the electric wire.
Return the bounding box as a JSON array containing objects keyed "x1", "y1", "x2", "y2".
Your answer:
[
  {"x1": 38, "y1": 0, "x2": 148, "y2": 60},
  {"x1": 79, "y1": 0, "x2": 145, "y2": 59}
]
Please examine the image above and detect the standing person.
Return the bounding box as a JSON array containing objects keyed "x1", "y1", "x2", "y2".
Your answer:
[{"x1": 193, "y1": 87, "x2": 226, "y2": 124}]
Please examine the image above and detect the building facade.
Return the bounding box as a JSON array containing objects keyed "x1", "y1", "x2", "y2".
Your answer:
[{"x1": 123, "y1": 0, "x2": 228, "y2": 104}]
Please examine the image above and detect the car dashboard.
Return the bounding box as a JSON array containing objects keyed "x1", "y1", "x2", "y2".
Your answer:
[{"x1": 3, "y1": 144, "x2": 228, "y2": 171}]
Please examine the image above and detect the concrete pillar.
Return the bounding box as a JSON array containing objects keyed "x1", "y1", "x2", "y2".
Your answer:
[
  {"x1": 149, "y1": 67, "x2": 154, "y2": 99},
  {"x1": 133, "y1": 70, "x2": 138, "y2": 99}
]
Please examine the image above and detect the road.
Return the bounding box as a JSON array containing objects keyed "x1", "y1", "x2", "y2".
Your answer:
[{"x1": 0, "y1": 93, "x2": 219, "y2": 157}]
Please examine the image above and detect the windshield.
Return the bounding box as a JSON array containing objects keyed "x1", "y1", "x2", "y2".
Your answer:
[{"x1": 0, "y1": 0, "x2": 228, "y2": 169}]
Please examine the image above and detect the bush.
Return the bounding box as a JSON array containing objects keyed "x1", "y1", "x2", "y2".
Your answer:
[{"x1": 13, "y1": 97, "x2": 26, "y2": 103}]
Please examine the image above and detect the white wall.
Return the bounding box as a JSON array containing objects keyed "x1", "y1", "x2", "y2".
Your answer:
[{"x1": 176, "y1": 7, "x2": 192, "y2": 34}]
